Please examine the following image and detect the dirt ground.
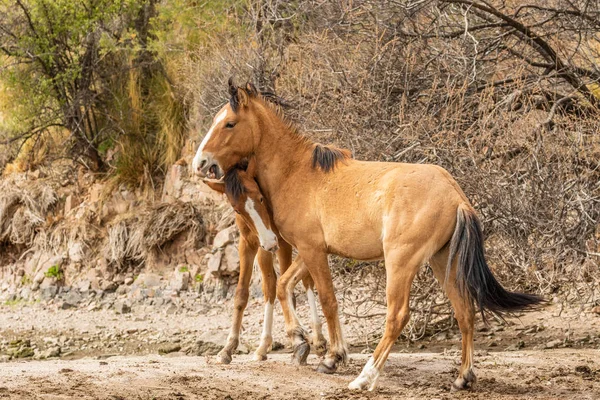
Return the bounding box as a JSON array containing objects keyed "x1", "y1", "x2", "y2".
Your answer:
[{"x1": 1, "y1": 298, "x2": 599, "y2": 399}]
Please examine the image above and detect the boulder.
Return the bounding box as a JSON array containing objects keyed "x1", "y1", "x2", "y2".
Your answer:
[
  {"x1": 171, "y1": 267, "x2": 190, "y2": 292},
  {"x1": 222, "y1": 245, "x2": 240, "y2": 276},
  {"x1": 212, "y1": 226, "x2": 236, "y2": 249}
]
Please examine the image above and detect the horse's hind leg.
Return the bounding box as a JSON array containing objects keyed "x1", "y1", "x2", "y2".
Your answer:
[
  {"x1": 349, "y1": 245, "x2": 423, "y2": 391},
  {"x1": 430, "y1": 247, "x2": 476, "y2": 390},
  {"x1": 254, "y1": 248, "x2": 277, "y2": 361},
  {"x1": 216, "y1": 234, "x2": 257, "y2": 364},
  {"x1": 302, "y1": 275, "x2": 328, "y2": 357}
]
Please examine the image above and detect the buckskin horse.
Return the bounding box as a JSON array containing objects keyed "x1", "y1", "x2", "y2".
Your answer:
[
  {"x1": 203, "y1": 159, "x2": 327, "y2": 364},
  {"x1": 193, "y1": 80, "x2": 543, "y2": 391}
]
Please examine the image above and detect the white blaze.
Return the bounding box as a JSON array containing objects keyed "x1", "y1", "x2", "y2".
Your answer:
[
  {"x1": 245, "y1": 198, "x2": 278, "y2": 250},
  {"x1": 192, "y1": 108, "x2": 228, "y2": 173}
]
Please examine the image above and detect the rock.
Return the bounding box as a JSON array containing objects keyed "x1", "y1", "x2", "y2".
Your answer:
[
  {"x1": 10, "y1": 345, "x2": 34, "y2": 359},
  {"x1": 545, "y1": 339, "x2": 563, "y2": 349},
  {"x1": 171, "y1": 268, "x2": 190, "y2": 292},
  {"x1": 114, "y1": 301, "x2": 131, "y2": 314},
  {"x1": 32, "y1": 270, "x2": 46, "y2": 291},
  {"x1": 116, "y1": 285, "x2": 128, "y2": 295},
  {"x1": 68, "y1": 242, "x2": 84, "y2": 263},
  {"x1": 59, "y1": 301, "x2": 76, "y2": 310},
  {"x1": 42, "y1": 346, "x2": 61, "y2": 359},
  {"x1": 41, "y1": 285, "x2": 58, "y2": 300},
  {"x1": 193, "y1": 341, "x2": 222, "y2": 356},
  {"x1": 207, "y1": 251, "x2": 222, "y2": 276},
  {"x1": 138, "y1": 273, "x2": 162, "y2": 288},
  {"x1": 0, "y1": 355, "x2": 10, "y2": 362},
  {"x1": 222, "y1": 245, "x2": 240, "y2": 276},
  {"x1": 591, "y1": 306, "x2": 600, "y2": 315},
  {"x1": 158, "y1": 344, "x2": 181, "y2": 355},
  {"x1": 100, "y1": 281, "x2": 118, "y2": 293},
  {"x1": 212, "y1": 226, "x2": 236, "y2": 249},
  {"x1": 78, "y1": 280, "x2": 91, "y2": 292},
  {"x1": 166, "y1": 304, "x2": 178, "y2": 315},
  {"x1": 65, "y1": 291, "x2": 83, "y2": 305},
  {"x1": 124, "y1": 277, "x2": 134, "y2": 285}
]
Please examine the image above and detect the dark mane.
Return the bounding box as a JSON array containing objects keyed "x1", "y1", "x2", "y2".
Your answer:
[
  {"x1": 227, "y1": 78, "x2": 352, "y2": 172},
  {"x1": 224, "y1": 160, "x2": 250, "y2": 202},
  {"x1": 312, "y1": 144, "x2": 351, "y2": 173}
]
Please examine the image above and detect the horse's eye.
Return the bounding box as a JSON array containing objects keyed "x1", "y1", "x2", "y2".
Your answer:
[
  {"x1": 225, "y1": 121, "x2": 236, "y2": 129},
  {"x1": 234, "y1": 209, "x2": 240, "y2": 214},
  {"x1": 259, "y1": 197, "x2": 264, "y2": 204}
]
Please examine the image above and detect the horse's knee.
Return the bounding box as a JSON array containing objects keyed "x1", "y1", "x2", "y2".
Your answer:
[
  {"x1": 234, "y1": 287, "x2": 249, "y2": 311},
  {"x1": 319, "y1": 293, "x2": 338, "y2": 316},
  {"x1": 276, "y1": 279, "x2": 288, "y2": 303}
]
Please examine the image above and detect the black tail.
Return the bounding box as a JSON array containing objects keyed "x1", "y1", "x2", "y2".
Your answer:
[{"x1": 446, "y1": 205, "x2": 544, "y2": 322}]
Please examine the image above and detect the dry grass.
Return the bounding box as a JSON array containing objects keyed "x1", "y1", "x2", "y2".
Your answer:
[
  {"x1": 0, "y1": 178, "x2": 57, "y2": 246},
  {"x1": 105, "y1": 201, "x2": 205, "y2": 270}
]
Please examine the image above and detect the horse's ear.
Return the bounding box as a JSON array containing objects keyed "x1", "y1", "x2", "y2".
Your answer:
[
  {"x1": 246, "y1": 82, "x2": 258, "y2": 97},
  {"x1": 237, "y1": 88, "x2": 249, "y2": 107},
  {"x1": 228, "y1": 77, "x2": 237, "y2": 97},
  {"x1": 203, "y1": 178, "x2": 226, "y2": 194},
  {"x1": 246, "y1": 157, "x2": 257, "y2": 178}
]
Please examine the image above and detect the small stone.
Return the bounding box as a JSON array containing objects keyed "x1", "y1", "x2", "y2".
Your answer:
[
  {"x1": 114, "y1": 301, "x2": 131, "y2": 314},
  {"x1": 166, "y1": 304, "x2": 177, "y2": 315},
  {"x1": 78, "y1": 280, "x2": 91, "y2": 292},
  {"x1": 41, "y1": 285, "x2": 58, "y2": 300},
  {"x1": 59, "y1": 301, "x2": 76, "y2": 310},
  {"x1": 124, "y1": 277, "x2": 134, "y2": 285},
  {"x1": 545, "y1": 339, "x2": 562, "y2": 349},
  {"x1": 591, "y1": 306, "x2": 600, "y2": 315},
  {"x1": 222, "y1": 245, "x2": 240, "y2": 276},
  {"x1": 101, "y1": 281, "x2": 118, "y2": 293},
  {"x1": 158, "y1": 344, "x2": 181, "y2": 355}
]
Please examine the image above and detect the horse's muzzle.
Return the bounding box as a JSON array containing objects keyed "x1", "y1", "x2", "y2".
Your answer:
[{"x1": 193, "y1": 154, "x2": 223, "y2": 179}]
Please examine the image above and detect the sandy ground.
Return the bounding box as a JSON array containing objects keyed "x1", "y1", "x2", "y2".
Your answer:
[{"x1": 1, "y1": 298, "x2": 599, "y2": 399}]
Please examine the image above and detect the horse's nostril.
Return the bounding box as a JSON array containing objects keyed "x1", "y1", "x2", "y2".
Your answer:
[{"x1": 199, "y1": 159, "x2": 207, "y2": 169}]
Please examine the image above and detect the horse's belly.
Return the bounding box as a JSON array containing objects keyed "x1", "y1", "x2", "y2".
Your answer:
[{"x1": 324, "y1": 228, "x2": 384, "y2": 261}]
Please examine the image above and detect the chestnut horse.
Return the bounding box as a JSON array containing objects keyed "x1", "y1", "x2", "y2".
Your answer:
[
  {"x1": 193, "y1": 80, "x2": 543, "y2": 391},
  {"x1": 203, "y1": 160, "x2": 327, "y2": 364}
]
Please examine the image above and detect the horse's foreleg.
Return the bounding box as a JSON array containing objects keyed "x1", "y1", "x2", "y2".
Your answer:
[
  {"x1": 216, "y1": 236, "x2": 257, "y2": 364},
  {"x1": 254, "y1": 248, "x2": 276, "y2": 361},
  {"x1": 277, "y1": 256, "x2": 311, "y2": 365},
  {"x1": 348, "y1": 247, "x2": 422, "y2": 391},
  {"x1": 302, "y1": 274, "x2": 327, "y2": 357},
  {"x1": 298, "y1": 249, "x2": 348, "y2": 374},
  {"x1": 430, "y1": 248, "x2": 476, "y2": 390}
]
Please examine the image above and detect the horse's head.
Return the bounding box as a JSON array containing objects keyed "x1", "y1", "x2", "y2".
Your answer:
[
  {"x1": 203, "y1": 159, "x2": 279, "y2": 253},
  {"x1": 193, "y1": 78, "x2": 261, "y2": 179}
]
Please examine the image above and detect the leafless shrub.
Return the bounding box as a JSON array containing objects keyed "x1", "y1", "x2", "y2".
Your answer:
[{"x1": 177, "y1": 0, "x2": 599, "y2": 334}]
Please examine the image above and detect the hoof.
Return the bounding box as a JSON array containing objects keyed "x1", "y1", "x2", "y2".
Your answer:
[
  {"x1": 292, "y1": 341, "x2": 310, "y2": 366},
  {"x1": 451, "y1": 370, "x2": 476, "y2": 391},
  {"x1": 216, "y1": 350, "x2": 232, "y2": 365},
  {"x1": 348, "y1": 378, "x2": 369, "y2": 391},
  {"x1": 253, "y1": 352, "x2": 268, "y2": 361},
  {"x1": 316, "y1": 357, "x2": 337, "y2": 374},
  {"x1": 314, "y1": 338, "x2": 328, "y2": 357}
]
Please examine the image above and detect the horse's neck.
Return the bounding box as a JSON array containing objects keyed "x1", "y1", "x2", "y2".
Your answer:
[{"x1": 254, "y1": 117, "x2": 313, "y2": 204}]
